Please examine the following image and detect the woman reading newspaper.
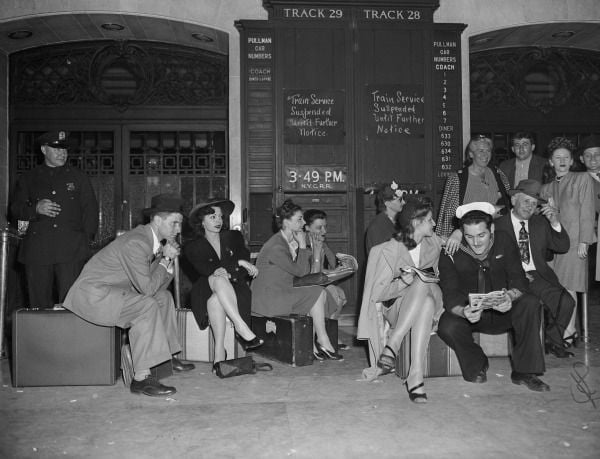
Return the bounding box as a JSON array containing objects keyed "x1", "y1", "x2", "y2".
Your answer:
[{"x1": 357, "y1": 197, "x2": 444, "y2": 403}]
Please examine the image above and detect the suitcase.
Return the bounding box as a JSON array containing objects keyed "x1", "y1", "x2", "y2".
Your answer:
[
  {"x1": 176, "y1": 308, "x2": 244, "y2": 362},
  {"x1": 395, "y1": 332, "x2": 464, "y2": 378},
  {"x1": 478, "y1": 332, "x2": 510, "y2": 357},
  {"x1": 251, "y1": 314, "x2": 314, "y2": 366},
  {"x1": 12, "y1": 308, "x2": 120, "y2": 387},
  {"x1": 477, "y1": 313, "x2": 544, "y2": 357}
]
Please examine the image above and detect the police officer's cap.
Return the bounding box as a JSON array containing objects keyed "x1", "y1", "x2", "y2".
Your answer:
[{"x1": 38, "y1": 130, "x2": 70, "y2": 149}]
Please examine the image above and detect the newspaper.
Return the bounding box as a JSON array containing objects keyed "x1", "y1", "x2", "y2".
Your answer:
[
  {"x1": 468, "y1": 290, "x2": 506, "y2": 310},
  {"x1": 321, "y1": 253, "x2": 358, "y2": 283}
]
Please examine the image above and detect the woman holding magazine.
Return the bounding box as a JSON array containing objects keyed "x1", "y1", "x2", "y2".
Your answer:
[
  {"x1": 357, "y1": 197, "x2": 444, "y2": 403},
  {"x1": 304, "y1": 209, "x2": 357, "y2": 352},
  {"x1": 252, "y1": 199, "x2": 343, "y2": 360}
]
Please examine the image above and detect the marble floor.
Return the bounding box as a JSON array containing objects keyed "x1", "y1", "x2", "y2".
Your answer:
[{"x1": 1, "y1": 293, "x2": 599, "y2": 459}]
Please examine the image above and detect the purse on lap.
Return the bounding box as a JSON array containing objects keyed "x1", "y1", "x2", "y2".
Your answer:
[{"x1": 293, "y1": 272, "x2": 329, "y2": 287}]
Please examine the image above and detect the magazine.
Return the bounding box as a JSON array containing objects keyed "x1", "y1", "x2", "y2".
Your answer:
[
  {"x1": 399, "y1": 266, "x2": 439, "y2": 283},
  {"x1": 294, "y1": 253, "x2": 357, "y2": 287},
  {"x1": 468, "y1": 290, "x2": 507, "y2": 310},
  {"x1": 336, "y1": 253, "x2": 358, "y2": 271}
]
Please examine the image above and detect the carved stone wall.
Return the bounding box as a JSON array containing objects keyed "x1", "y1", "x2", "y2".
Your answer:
[
  {"x1": 470, "y1": 47, "x2": 600, "y2": 115},
  {"x1": 11, "y1": 40, "x2": 228, "y2": 111}
]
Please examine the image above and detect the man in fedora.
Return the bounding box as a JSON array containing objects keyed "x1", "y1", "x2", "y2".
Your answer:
[
  {"x1": 64, "y1": 193, "x2": 194, "y2": 397},
  {"x1": 10, "y1": 130, "x2": 98, "y2": 308},
  {"x1": 495, "y1": 179, "x2": 575, "y2": 358}
]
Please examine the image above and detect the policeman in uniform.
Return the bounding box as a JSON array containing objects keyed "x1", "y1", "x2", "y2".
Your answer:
[{"x1": 10, "y1": 130, "x2": 99, "y2": 308}]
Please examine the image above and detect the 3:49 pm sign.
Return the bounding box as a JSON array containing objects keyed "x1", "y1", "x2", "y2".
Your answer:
[{"x1": 284, "y1": 166, "x2": 347, "y2": 191}]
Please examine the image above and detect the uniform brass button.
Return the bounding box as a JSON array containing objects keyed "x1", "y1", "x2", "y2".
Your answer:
[
  {"x1": 52, "y1": 191, "x2": 56, "y2": 195},
  {"x1": 53, "y1": 224, "x2": 58, "y2": 228}
]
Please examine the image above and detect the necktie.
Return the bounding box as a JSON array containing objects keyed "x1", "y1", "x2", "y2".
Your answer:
[
  {"x1": 518, "y1": 221, "x2": 530, "y2": 264},
  {"x1": 476, "y1": 260, "x2": 489, "y2": 293}
]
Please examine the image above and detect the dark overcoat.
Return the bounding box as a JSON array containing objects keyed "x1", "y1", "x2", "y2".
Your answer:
[
  {"x1": 10, "y1": 163, "x2": 98, "y2": 265},
  {"x1": 183, "y1": 230, "x2": 252, "y2": 330},
  {"x1": 494, "y1": 213, "x2": 569, "y2": 286}
]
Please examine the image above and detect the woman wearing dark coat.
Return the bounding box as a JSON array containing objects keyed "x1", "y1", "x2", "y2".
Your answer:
[{"x1": 183, "y1": 198, "x2": 263, "y2": 366}]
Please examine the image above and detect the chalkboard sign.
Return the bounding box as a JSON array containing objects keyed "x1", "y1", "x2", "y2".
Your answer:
[
  {"x1": 366, "y1": 85, "x2": 425, "y2": 137},
  {"x1": 283, "y1": 89, "x2": 345, "y2": 144}
]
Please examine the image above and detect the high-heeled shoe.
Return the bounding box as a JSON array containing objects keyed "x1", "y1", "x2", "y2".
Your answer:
[
  {"x1": 313, "y1": 347, "x2": 326, "y2": 361},
  {"x1": 377, "y1": 345, "x2": 396, "y2": 375},
  {"x1": 235, "y1": 333, "x2": 264, "y2": 351},
  {"x1": 405, "y1": 381, "x2": 427, "y2": 404},
  {"x1": 563, "y1": 332, "x2": 579, "y2": 349},
  {"x1": 315, "y1": 341, "x2": 344, "y2": 361}
]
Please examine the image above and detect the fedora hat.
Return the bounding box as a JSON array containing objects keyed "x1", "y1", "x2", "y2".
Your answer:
[
  {"x1": 189, "y1": 198, "x2": 235, "y2": 223},
  {"x1": 142, "y1": 193, "x2": 184, "y2": 217},
  {"x1": 580, "y1": 134, "x2": 600, "y2": 152},
  {"x1": 508, "y1": 179, "x2": 547, "y2": 203}
]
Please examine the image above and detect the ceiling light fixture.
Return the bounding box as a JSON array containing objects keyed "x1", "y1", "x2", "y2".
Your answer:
[
  {"x1": 551, "y1": 30, "x2": 575, "y2": 39},
  {"x1": 472, "y1": 36, "x2": 494, "y2": 46},
  {"x1": 8, "y1": 30, "x2": 33, "y2": 39},
  {"x1": 192, "y1": 33, "x2": 214, "y2": 42},
  {"x1": 101, "y1": 23, "x2": 125, "y2": 31}
]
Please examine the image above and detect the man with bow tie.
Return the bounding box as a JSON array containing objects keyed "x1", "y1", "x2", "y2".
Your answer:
[
  {"x1": 437, "y1": 202, "x2": 549, "y2": 392},
  {"x1": 63, "y1": 193, "x2": 194, "y2": 397}
]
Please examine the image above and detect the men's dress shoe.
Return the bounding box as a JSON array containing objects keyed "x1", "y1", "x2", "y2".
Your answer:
[
  {"x1": 511, "y1": 372, "x2": 550, "y2": 392},
  {"x1": 172, "y1": 357, "x2": 195, "y2": 372},
  {"x1": 468, "y1": 362, "x2": 489, "y2": 383},
  {"x1": 545, "y1": 342, "x2": 574, "y2": 358},
  {"x1": 130, "y1": 376, "x2": 176, "y2": 397}
]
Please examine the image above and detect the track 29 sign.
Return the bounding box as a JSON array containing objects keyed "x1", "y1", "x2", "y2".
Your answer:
[{"x1": 284, "y1": 166, "x2": 347, "y2": 191}]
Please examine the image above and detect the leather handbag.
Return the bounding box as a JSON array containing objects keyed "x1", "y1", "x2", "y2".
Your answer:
[
  {"x1": 214, "y1": 356, "x2": 273, "y2": 379},
  {"x1": 293, "y1": 272, "x2": 329, "y2": 287}
]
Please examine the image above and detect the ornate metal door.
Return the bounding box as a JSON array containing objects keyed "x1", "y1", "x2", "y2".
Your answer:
[{"x1": 12, "y1": 125, "x2": 228, "y2": 248}]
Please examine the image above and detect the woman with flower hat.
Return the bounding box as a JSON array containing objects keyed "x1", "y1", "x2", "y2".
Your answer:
[
  {"x1": 184, "y1": 198, "x2": 263, "y2": 370},
  {"x1": 365, "y1": 181, "x2": 406, "y2": 256}
]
